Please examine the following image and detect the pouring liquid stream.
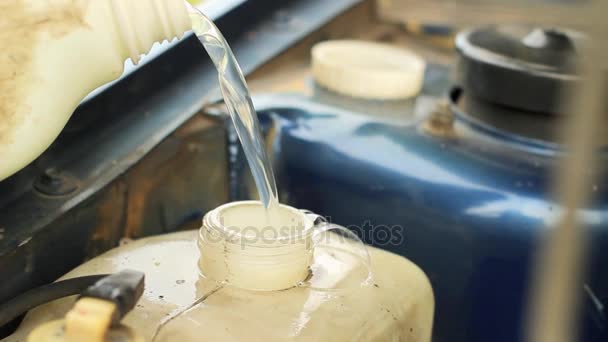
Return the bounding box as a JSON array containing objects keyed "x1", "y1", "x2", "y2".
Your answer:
[{"x1": 188, "y1": 5, "x2": 279, "y2": 213}]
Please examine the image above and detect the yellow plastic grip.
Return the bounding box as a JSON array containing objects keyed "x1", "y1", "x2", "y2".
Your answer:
[{"x1": 65, "y1": 298, "x2": 117, "y2": 342}]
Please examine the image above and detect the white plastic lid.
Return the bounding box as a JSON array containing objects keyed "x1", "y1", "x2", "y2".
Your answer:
[{"x1": 312, "y1": 40, "x2": 426, "y2": 100}]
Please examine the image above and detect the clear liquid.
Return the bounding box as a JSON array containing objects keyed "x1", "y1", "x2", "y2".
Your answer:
[{"x1": 187, "y1": 4, "x2": 278, "y2": 210}]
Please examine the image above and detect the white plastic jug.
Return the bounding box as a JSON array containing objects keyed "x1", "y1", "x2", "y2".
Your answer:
[
  {"x1": 0, "y1": 0, "x2": 191, "y2": 181},
  {"x1": 9, "y1": 201, "x2": 434, "y2": 341}
]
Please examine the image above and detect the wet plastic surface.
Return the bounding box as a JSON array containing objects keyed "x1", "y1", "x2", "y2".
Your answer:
[
  {"x1": 9, "y1": 230, "x2": 433, "y2": 342},
  {"x1": 155, "y1": 236, "x2": 430, "y2": 341}
]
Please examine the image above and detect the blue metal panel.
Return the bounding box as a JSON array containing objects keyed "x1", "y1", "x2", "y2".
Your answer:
[{"x1": 244, "y1": 94, "x2": 608, "y2": 342}]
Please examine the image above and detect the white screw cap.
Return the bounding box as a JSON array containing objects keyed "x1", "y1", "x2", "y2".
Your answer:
[{"x1": 312, "y1": 40, "x2": 426, "y2": 100}]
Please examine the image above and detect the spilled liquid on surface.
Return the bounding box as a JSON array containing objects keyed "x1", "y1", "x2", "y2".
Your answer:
[{"x1": 187, "y1": 4, "x2": 278, "y2": 210}]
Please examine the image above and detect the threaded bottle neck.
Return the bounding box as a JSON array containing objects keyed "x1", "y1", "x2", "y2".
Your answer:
[
  {"x1": 110, "y1": 0, "x2": 191, "y2": 64},
  {"x1": 198, "y1": 201, "x2": 315, "y2": 291}
]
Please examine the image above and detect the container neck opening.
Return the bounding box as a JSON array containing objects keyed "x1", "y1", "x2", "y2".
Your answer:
[
  {"x1": 110, "y1": 0, "x2": 191, "y2": 64},
  {"x1": 198, "y1": 201, "x2": 315, "y2": 291}
]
